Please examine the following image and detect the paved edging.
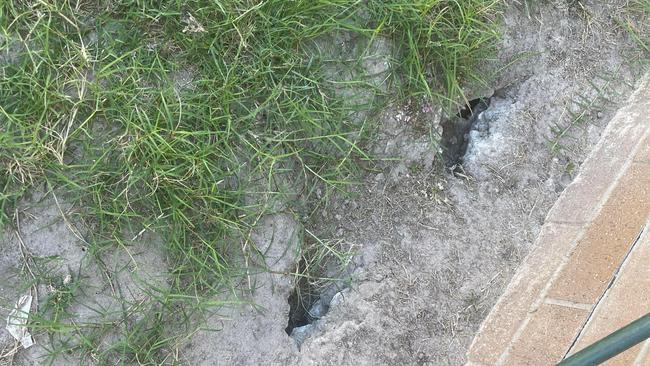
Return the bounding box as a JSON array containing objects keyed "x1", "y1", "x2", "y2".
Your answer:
[
  {"x1": 467, "y1": 72, "x2": 650, "y2": 366},
  {"x1": 567, "y1": 218, "x2": 650, "y2": 365}
]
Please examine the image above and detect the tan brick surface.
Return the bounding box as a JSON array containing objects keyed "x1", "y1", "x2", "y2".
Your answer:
[
  {"x1": 547, "y1": 112, "x2": 649, "y2": 224},
  {"x1": 467, "y1": 223, "x2": 584, "y2": 365},
  {"x1": 635, "y1": 132, "x2": 650, "y2": 163},
  {"x1": 635, "y1": 340, "x2": 650, "y2": 365},
  {"x1": 548, "y1": 162, "x2": 650, "y2": 304},
  {"x1": 547, "y1": 157, "x2": 626, "y2": 224},
  {"x1": 568, "y1": 224, "x2": 650, "y2": 365},
  {"x1": 605, "y1": 344, "x2": 644, "y2": 366},
  {"x1": 503, "y1": 304, "x2": 588, "y2": 365}
]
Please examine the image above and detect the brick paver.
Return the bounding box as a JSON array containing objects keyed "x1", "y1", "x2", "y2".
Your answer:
[
  {"x1": 568, "y1": 220, "x2": 650, "y2": 365},
  {"x1": 467, "y1": 72, "x2": 650, "y2": 366},
  {"x1": 504, "y1": 304, "x2": 588, "y2": 365},
  {"x1": 467, "y1": 223, "x2": 585, "y2": 365},
  {"x1": 547, "y1": 163, "x2": 650, "y2": 303},
  {"x1": 635, "y1": 341, "x2": 650, "y2": 364},
  {"x1": 636, "y1": 133, "x2": 650, "y2": 163}
]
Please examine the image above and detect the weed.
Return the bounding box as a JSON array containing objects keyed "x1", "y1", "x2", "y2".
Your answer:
[
  {"x1": 549, "y1": 70, "x2": 620, "y2": 154},
  {"x1": 633, "y1": 0, "x2": 650, "y2": 14},
  {"x1": 620, "y1": 2, "x2": 650, "y2": 55}
]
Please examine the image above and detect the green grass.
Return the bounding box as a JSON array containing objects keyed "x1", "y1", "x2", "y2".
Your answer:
[
  {"x1": 621, "y1": 1, "x2": 650, "y2": 55},
  {"x1": 0, "y1": 0, "x2": 501, "y2": 363},
  {"x1": 633, "y1": 0, "x2": 650, "y2": 13},
  {"x1": 549, "y1": 70, "x2": 621, "y2": 155}
]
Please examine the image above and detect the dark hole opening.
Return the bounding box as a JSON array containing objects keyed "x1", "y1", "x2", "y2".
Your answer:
[
  {"x1": 285, "y1": 260, "x2": 319, "y2": 335},
  {"x1": 440, "y1": 96, "x2": 491, "y2": 168},
  {"x1": 285, "y1": 288, "x2": 318, "y2": 335},
  {"x1": 458, "y1": 97, "x2": 488, "y2": 119}
]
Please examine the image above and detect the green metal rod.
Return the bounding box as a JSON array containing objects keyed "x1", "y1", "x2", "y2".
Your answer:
[{"x1": 557, "y1": 313, "x2": 650, "y2": 366}]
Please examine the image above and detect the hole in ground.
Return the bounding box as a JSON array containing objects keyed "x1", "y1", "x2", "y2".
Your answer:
[
  {"x1": 285, "y1": 256, "x2": 331, "y2": 336},
  {"x1": 285, "y1": 279, "x2": 319, "y2": 335},
  {"x1": 440, "y1": 96, "x2": 492, "y2": 168},
  {"x1": 458, "y1": 97, "x2": 489, "y2": 119},
  {"x1": 284, "y1": 238, "x2": 353, "y2": 342}
]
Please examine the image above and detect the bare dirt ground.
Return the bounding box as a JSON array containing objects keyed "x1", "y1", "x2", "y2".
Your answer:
[
  {"x1": 1, "y1": 1, "x2": 649, "y2": 366},
  {"x1": 293, "y1": 2, "x2": 649, "y2": 365}
]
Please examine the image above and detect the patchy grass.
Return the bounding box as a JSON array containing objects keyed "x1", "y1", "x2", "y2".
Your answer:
[
  {"x1": 622, "y1": 1, "x2": 650, "y2": 55},
  {"x1": 366, "y1": 0, "x2": 501, "y2": 105},
  {"x1": 549, "y1": 70, "x2": 621, "y2": 155},
  {"x1": 549, "y1": 1, "x2": 650, "y2": 156},
  {"x1": 0, "y1": 0, "x2": 501, "y2": 362}
]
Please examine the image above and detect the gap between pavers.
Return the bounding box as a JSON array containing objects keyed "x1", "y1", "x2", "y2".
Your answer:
[{"x1": 566, "y1": 218, "x2": 650, "y2": 365}]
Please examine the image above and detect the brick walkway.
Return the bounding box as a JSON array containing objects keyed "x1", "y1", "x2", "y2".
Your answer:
[{"x1": 467, "y1": 73, "x2": 650, "y2": 366}]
